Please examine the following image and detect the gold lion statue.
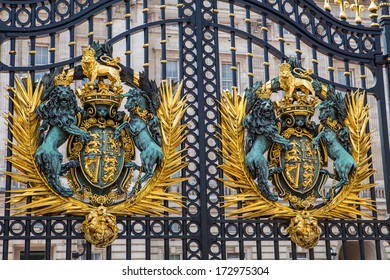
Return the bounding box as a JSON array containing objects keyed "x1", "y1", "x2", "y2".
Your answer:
[{"x1": 81, "y1": 46, "x2": 122, "y2": 88}]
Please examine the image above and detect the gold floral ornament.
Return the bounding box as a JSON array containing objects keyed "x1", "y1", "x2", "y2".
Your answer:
[
  {"x1": 6, "y1": 70, "x2": 187, "y2": 247},
  {"x1": 82, "y1": 206, "x2": 118, "y2": 248},
  {"x1": 287, "y1": 211, "x2": 320, "y2": 249},
  {"x1": 219, "y1": 62, "x2": 376, "y2": 249}
]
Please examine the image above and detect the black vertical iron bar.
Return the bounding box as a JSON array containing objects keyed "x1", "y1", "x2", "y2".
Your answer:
[
  {"x1": 30, "y1": 36, "x2": 36, "y2": 82},
  {"x1": 107, "y1": 6, "x2": 112, "y2": 40},
  {"x1": 328, "y1": 54, "x2": 334, "y2": 82},
  {"x1": 106, "y1": 245, "x2": 112, "y2": 260},
  {"x1": 50, "y1": 0, "x2": 55, "y2": 24},
  {"x1": 49, "y1": 33, "x2": 56, "y2": 69},
  {"x1": 238, "y1": 223, "x2": 244, "y2": 260},
  {"x1": 273, "y1": 223, "x2": 280, "y2": 260},
  {"x1": 160, "y1": 1, "x2": 167, "y2": 82},
  {"x1": 245, "y1": 6, "x2": 253, "y2": 87},
  {"x1": 357, "y1": 221, "x2": 365, "y2": 260},
  {"x1": 379, "y1": 0, "x2": 390, "y2": 214},
  {"x1": 194, "y1": 0, "x2": 211, "y2": 260},
  {"x1": 229, "y1": 1, "x2": 238, "y2": 91},
  {"x1": 177, "y1": 0, "x2": 188, "y2": 260},
  {"x1": 344, "y1": 60, "x2": 351, "y2": 87},
  {"x1": 24, "y1": 36, "x2": 37, "y2": 259},
  {"x1": 341, "y1": 224, "x2": 348, "y2": 259},
  {"x1": 309, "y1": 248, "x2": 314, "y2": 259},
  {"x1": 86, "y1": 241, "x2": 92, "y2": 260},
  {"x1": 143, "y1": 0, "x2": 149, "y2": 78},
  {"x1": 295, "y1": 34, "x2": 302, "y2": 62},
  {"x1": 88, "y1": 16, "x2": 94, "y2": 45},
  {"x1": 291, "y1": 241, "x2": 297, "y2": 259},
  {"x1": 126, "y1": 220, "x2": 132, "y2": 260},
  {"x1": 45, "y1": 219, "x2": 52, "y2": 259},
  {"x1": 145, "y1": 219, "x2": 151, "y2": 260},
  {"x1": 125, "y1": 0, "x2": 131, "y2": 68},
  {"x1": 262, "y1": 14, "x2": 269, "y2": 81},
  {"x1": 2, "y1": 36, "x2": 16, "y2": 260},
  {"x1": 312, "y1": 47, "x2": 318, "y2": 75},
  {"x1": 69, "y1": 0, "x2": 74, "y2": 16},
  {"x1": 164, "y1": 220, "x2": 169, "y2": 260},
  {"x1": 213, "y1": 0, "x2": 225, "y2": 260},
  {"x1": 324, "y1": 222, "x2": 332, "y2": 260},
  {"x1": 359, "y1": 64, "x2": 379, "y2": 259},
  {"x1": 30, "y1": 3, "x2": 36, "y2": 28},
  {"x1": 69, "y1": 26, "x2": 75, "y2": 68},
  {"x1": 278, "y1": 25, "x2": 285, "y2": 56},
  {"x1": 66, "y1": 221, "x2": 72, "y2": 260},
  {"x1": 255, "y1": 221, "x2": 262, "y2": 260}
]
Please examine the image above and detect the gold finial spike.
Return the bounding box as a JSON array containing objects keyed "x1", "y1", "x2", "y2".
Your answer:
[
  {"x1": 368, "y1": 0, "x2": 379, "y2": 13},
  {"x1": 324, "y1": 0, "x2": 332, "y2": 11},
  {"x1": 334, "y1": 0, "x2": 350, "y2": 20},
  {"x1": 350, "y1": 0, "x2": 365, "y2": 23}
]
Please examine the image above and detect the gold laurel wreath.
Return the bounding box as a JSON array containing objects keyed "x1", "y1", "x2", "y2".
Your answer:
[
  {"x1": 219, "y1": 89, "x2": 376, "y2": 220},
  {"x1": 6, "y1": 75, "x2": 187, "y2": 217}
]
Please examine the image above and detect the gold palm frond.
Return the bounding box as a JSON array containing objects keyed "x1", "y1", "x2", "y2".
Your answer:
[
  {"x1": 7, "y1": 75, "x2": 187, "y2": 217},
  {"x1": 313, "y1": 90, "x2": 376, "y2": 219}
]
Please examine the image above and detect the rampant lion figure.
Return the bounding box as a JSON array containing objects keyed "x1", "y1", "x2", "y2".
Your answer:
[
  {"x1": 312, "y1": 87, "x2": 357, "y2": 198},
  {"x1": 243, "y1": 81, "x2": 292, "y2": 201},
  {"x1": 35, "y1": 77, "x2": 91, "y2": 197},
  {"x1": 114, "y1": 81, "x2": 163, "y2": 193}
]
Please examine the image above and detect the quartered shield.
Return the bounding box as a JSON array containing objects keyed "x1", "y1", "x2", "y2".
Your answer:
[
  {"x1": 269, "y1": 127, "x2": 327, "y2": 200},
  {"x1": 80, "y1": 125, "x2": 124, "y2": 190}
]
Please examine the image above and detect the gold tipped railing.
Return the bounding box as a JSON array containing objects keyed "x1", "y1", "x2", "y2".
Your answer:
[{"x1": 323, "y1": 0, "x2": 380, "y2": 25}]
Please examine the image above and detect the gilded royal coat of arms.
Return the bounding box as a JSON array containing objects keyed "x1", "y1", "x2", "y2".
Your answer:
[
  {"x1": 7, "y1": 42, "x2": 187, "y2": 247},
  {"x1": 220, "y1": 58, "x2": 376, "y2": 249}
]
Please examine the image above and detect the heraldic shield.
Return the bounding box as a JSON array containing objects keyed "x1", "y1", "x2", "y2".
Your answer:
[
  {"x1": 269, "y1": 107, "x2": 329, "y2": 205},
  {"x1": 6, "y1": 42, "x2": 188, "y2": 248},
  {"x1": 219, "y1": 58, "x2": 376, "y2": 249}
]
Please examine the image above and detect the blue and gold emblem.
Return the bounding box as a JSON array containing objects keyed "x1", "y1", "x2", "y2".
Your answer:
[
  {"x1": 7, "y1": 42, "x2": 187, "y2": 247},
  {"x1": 220, "y1": 58, "x2": 376, "y2": 249}
]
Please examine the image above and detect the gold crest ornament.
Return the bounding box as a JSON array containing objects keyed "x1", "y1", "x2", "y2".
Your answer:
[
  {"x1": 6, "y1": 42, "x2": 188, "y2": 248},
  {"x1": 219, "y1": 58, "x2": 376, "y2": 249}
]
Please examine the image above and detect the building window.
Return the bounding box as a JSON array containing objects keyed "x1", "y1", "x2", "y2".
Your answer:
[
  {"x1": 227, "y1": 253, "x2": 240, "y2": 260},
  {"x1": 35, "y1": 46, "x2": 49, "y2": 65},
  {"x1": 337, "y1": 69, "x2": 355, "y2": 86},
  {"x1": 166, "y1": 60, "x2": 179, "y2": 83},
  {"x1": 222, "y1": 63, "x2": 234, "y2": 90},
  {"x1": 30, "y1": 46, "x2": 49, "y2": 81},
  {"x1": 169, "y1": 254, "x2": 181, "y2": 260},
  {"x1": 289, "y1": 252, "x2": 307, "y2": 260},
  {"x1": 80, "y1": 253, "x2": 102, "y2": 260},
  {"x1": 19, "y1": 251, "x2": 45, "y2": 260}
]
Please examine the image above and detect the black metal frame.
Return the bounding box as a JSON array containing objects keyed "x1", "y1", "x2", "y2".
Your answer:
[{"x1": 1, "y1": 0, "x2": 390, "y2": 260}]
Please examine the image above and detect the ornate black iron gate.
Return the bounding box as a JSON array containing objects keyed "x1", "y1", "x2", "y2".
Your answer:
[{"x1": 1, "y1": 0, "x2": 390, "y2": 260}]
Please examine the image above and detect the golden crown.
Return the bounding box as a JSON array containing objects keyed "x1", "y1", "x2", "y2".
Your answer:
[
  {"x1": 279, "y1": 62, "x2": 291, "y2": 72},
  {"x1": 77, "y1": 81, "x2": 124, "y2": 107},
  {"x1": 54, "y1": 69, "x2": 74, "y2": 86}
]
